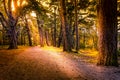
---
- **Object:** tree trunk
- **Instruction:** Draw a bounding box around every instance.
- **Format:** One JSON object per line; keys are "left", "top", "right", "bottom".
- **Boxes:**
{"left": 8, "top": 26, "right": 18, "bottom": 49}
{"left": 51, "top": 27, "right": 54, "bottom": 45}
{"left": 45, "top": 29, "right": 50, "bottom": 46}
{"left": 97, "top": 0, "right": 118, "bottom": 66}
{"left": 59, "top": 0, "right": 72, "bottom": 52}
{"left": 57, "top": 25, "right": 63, "bottom": 47}
{"left": 23, "top": 35, "right": 26, "bottom": 46}
{"left": 0, "top": 31, "right": 2, "bottom": 45}
{"left": 74, "top": 0, "right": 79, "bottom": 52}
{"left": 39, "top": 25, "right": 44, "bottom": 47}
{"left": 83, "top": 30, "right": 85, "bottom": 49}
{"left": 25, "top": 17, "right": 32, "bottom": 46}
{"left": 20, "top": 32, "right": 24, "bottom": 45}
{"left": 53, "top": 7, "right": 57, "bottom": 47}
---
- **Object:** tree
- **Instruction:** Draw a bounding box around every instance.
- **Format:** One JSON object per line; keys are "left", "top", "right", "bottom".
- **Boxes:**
{"left": 53, "top": 6, "right": 57, "bottom": 47}
{"left": 74, "top": 0, "right": 79, "bottom": 52}
{"left": 59, "top": 0, "right": 72, "bottom": 52}
{"left": 97, "top": 0, "right": 118, "bottom": 66}
{"left": 0, "top": 0, "right": 28, "bottom": 49}
{"left": 24, "top": 15, "right": 32, "bottom": 46}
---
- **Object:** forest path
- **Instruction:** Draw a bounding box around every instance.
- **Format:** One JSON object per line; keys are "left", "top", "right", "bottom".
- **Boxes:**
{"left": 0, "top": 46, "right": 120, "bottom": 80}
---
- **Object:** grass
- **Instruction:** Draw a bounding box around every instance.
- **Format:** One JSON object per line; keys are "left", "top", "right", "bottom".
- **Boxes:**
{"left": 77, "top": 49, "right": 120, "bottom": 64}
{"left": 41, "top": 46, "right": 99, "bottom": 64}
{"left": 41, "top": 46, "right": 63, "bottom": 52}
{"left": 75, "top": 49, "right": 99, "bottom": 64}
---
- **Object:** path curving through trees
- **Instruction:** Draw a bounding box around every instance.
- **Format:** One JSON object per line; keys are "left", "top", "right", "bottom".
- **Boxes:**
{"left": 0, "top": 46, "right": 120, "bottom": 80}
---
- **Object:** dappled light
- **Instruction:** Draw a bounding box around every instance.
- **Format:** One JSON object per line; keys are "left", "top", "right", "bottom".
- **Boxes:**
{"left": 41, "top": 46, "right": 62, "bottom": 52}
{"left": 22, "top": 0, "right": 27, "bottom": 6}
{"left": 31, "top": 11, "right": 36, "bottom": 17}
{"left": 0, "top": 0, "right": 120, "bottom": 79}
{"left": 17, "top": 0, "right": 20, "bottom": 6}
{"left": 80, "top": 49, "right": 98, "bottom": 57}
{"left": 11, "top": 0, "right": 15, "bottom": 11}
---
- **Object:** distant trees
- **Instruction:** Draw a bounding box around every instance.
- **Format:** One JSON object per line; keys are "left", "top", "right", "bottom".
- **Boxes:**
{"left": 24, "top": 16, "right": 32, "bottom": 46}
{"left": 48, "top": 0, "right": 97, "bottom": 51}
{"left": 97, "top": 0, "right": 118, "bottom": 66}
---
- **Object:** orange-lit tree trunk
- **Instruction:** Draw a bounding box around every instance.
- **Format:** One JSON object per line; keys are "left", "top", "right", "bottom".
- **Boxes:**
{"left": 5, "top": 0, "right": 18, "bottom": 49}
{"left": 38, "top": 25, "right": 44, "bottom": 47}
{"left": 59, "top": 0, "right": 72, "bottom": 52}
{"left": 8, "top": 21, "right": 18, "bottom": 49}
{"left": 97, "top": 0, "right": 118, "bottom": 66}
{"left": 45, "top": 29, "right": 50, "bottom": 46}
{"left": 37, "top": 16, "right": 44, "bottom": 47}
{"left": 25, "top": 16, "right": 32, "bottom": 46}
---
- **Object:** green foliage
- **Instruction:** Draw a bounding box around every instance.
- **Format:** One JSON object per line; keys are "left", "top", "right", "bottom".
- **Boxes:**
{"left": 78, "top": 0, "right": 90, "bottom": 9}
{"left": 117, "top": 50, "right": 120, "bottom": 56}
{"left": 87, "top": 14, "right": 96, "bottom": 18}
{"left": 21, "top": 0, "right": 48, "bottom": 16}
{"left": 66, "top": 2, "right": 74, "bottom": 14}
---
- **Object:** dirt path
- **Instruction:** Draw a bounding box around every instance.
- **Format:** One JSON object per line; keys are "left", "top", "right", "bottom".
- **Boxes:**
{"left": 0, "top": 46, "right": 120, "bottom": 80}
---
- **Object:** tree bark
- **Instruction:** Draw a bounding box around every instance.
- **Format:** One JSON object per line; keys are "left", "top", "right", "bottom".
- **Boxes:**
{"left": 8, "top": 12, "right": 18, "bottom": 49}
{"left": 59, "top": 0, "right": 72, "bottom": 52}
{"left": 25, "top": 17, "right": 32, "bottom": 46}
{"left": 0, "top": 0, "right": 19, "bottom": 49}
{"left": 53, "top": 7, "right": 57, "bottom": 47}
{"left": 74, "top": 0, "right": 79, "bottom": 52}
{"left": 45, "top": 29, "right": 50, "bottom": 46}
{"left": 57, "top": 25, "right": 63, "bottom": 47}
{"left": 97, "top": 0, "right": 118, "bottom": 66}
{"left": 8, "top": 25, "right": 18, "bottom": 49}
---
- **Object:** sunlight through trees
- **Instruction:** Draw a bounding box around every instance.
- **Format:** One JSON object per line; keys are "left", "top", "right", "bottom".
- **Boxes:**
{"left": 0, "top": 0, "right": 119, "bottom": 66}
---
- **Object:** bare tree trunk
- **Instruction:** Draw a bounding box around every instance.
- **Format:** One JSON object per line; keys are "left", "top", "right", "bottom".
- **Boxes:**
{"left": 23, "top": 35, "right": 26, "bottom": 46}
{"left": 39, "top": 25, "right": 44, "bottom": 47}
{"left": 97, "top": 0, "right": 118, "bottom": 66}
{"left": 59, "top": 0, "right": 72, "bottom": 52}
{"left": 45, "top": 29, "right": 50, "bottom": 46}
{"left": 69, "top": 14, "right": 74, "bottom": 49}
{"left": 57, "top": 25, "right": 63, "bottom": 47}
{"left": 36, "top": 15, "right": 45, "bottom": 47}
{"left": 25, "top": 17, "right": 32, "bottom": 46}
{"left": 0, "top": 31, "right": 2, "bottom": 45}
{"left": 74, "top": 0, "right": 79, "bottom": 52}
{"left": 51, "top": 27, "right": 54, "bottom": 45}
{"left": 83, "top": 30, "right": 85, "bottom": 49}
{"left": 53, "top": 7, "right": 57, "bottom": 47}
{"left": 21, "top": 33, "right": 23, "bottom": 45}
{"left": 8, "top": 25, "right": 18, "bottom": 49}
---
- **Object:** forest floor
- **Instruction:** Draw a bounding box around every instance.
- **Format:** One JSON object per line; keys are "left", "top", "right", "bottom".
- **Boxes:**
{"left": 0, "top": 46, "right": 120, "bottom": 80}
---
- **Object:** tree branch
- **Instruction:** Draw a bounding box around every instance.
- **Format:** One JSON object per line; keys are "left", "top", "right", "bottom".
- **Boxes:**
{"left": 3, "top": 0, "right": 9, "bottom": 17}
{"left": 0, "top": 12, "right": 9, "bottom": 30}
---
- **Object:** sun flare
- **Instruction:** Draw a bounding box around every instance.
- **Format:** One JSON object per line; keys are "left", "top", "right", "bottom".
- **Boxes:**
{"left": 31, "top": 11, "right": 36, "bottom": 17}
{"left": 17, "top": 0, "right": 20, "bottom": 6}
{"left": 22, "top": 0, "right": 27, "bottom": 6}
{"left": 11, "top": 0, "right": 15, "bottom": 11}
